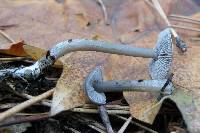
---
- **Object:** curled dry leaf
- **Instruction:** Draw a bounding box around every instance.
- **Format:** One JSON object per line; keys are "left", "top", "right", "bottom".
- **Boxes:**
{"left": 0, "top": 41, "right": 27, "bottom": 57}
{"left": 0, "top": 41, "right": 63, "bottom": 67}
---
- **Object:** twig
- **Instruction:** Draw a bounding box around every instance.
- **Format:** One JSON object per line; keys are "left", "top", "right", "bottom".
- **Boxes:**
{"left": 190, "top": 37, "right": 200, "bottom": 42}
{"left": 70, "top": 107, "right": 130, "bottom": 114}
{"left": 7, "top": 82, "right": 51, "bottom": 107}
{"left": 88, "top": 125, "right": 106, "bottom": 133}
{"left": 151, "top": 0, "right": 177, "bottom": 36}
{"left": 65, "top": 127, "right": 81, "bottom": 133}
{"left": 118, "top": 116, "right": 132, "bottom": 133}
{"left": 144, "top": 0, "right": 156, "bottom": 10}
{"left": 169, "top": 17, "right": 200, "bottom": 25}
{"left": 0, "top": 24, "right": 17, "bottom": 30}
{"left": 151, "top": 0, "right": 170, "bottom": 25}
{"left": 0, "top": 89, "right": 54, "bottom": 122}
{"left": 79, "top": 104, "right": 130, "bottom": 110}
{"left": 0, "top": 103, "right": 18, "bottom": 110}
{"left": 0, "top": 103, "right": 46, "bottom": 110}
{"left": 72, "top": 114, "right": 107, "bottom": 133}
{"left": 169, "top": 14, "right": 200, "bottom": 23}
{"left": 113, "top": 115, "right": 158, "bottom": 133}
{"left": 0, "top": 30, "right": 15, "bottom": 43}
{"left": 171, "top": 25, "right": 200, "bottom": 32}
{"left": 0, "top": 57, "right": 30, "bottom": 62}
{"left": 0, "top": 113, "right": 49, "bottom": 127}
{"left": 96, "top": 0, "right": 109, "bottom": 25}
{"left": 15, "top": 112, "right": 49, "bottom": 116}
{"left": 21, "top": 93, "right": 51, "bottom": 107}
{"left": 151, "top": 0, "right": 187, "bottom": 52}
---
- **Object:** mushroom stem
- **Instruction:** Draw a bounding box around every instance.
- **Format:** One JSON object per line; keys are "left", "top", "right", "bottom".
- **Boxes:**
{"left": 0, "top": 39, "right": 156, "bottom": 80}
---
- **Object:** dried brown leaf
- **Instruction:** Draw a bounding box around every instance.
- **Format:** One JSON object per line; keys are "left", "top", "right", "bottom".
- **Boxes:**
{"left": 23, "top": 45, "right": 63, "bottom": 67}
{"left": 0, "top": 41, "right": 27, "bottom": 57}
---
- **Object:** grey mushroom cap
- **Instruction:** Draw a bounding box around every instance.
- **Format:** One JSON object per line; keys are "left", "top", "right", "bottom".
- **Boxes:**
{"left": 84, "top": 66, "right": 106, "bottom": 105}
{"left": 149, "top": 28, "right": 173, "bottom": 80}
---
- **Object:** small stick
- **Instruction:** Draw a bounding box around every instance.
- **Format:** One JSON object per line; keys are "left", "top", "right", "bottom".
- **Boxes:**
{"left": 0, "top": 103, "right": 18, "bottom": 110}
{"left": 70, "top": 107, "right": 130, "bottom": 114}
{"left": 151, "top": 0, "right": 171, "bottom": 26}
{"left": 0, "top": 30, "right": 15, "bottom": 43}
{"left": 151, "top": 0, "right": 187, "bottom": 52}
{"left": 171, "top": 25, "right": 200, "bottom": 32}
{"left": 65, "top": 127, "right": 82, "bottom": 133}
{"left": 0, "top": 113, "right": 49, "bottom": 127}
{"left": 0, "top": 89, "right": 54, "bottom": 122}
{"left": 0, "top": 57, "right": 30, "bottom": 62}
{"left": 169, "top": 14, "right": 200, "bottom": 23}
{"left": 7, "top": 82, "right": 51, "bottom": 107}
{"left": 144, "top": 0, "right": 156, "bottom": 9}
{"left": 113, "top": 115, "right": 158, "bottom": 133}
{"left": 96, "top": 0, "right": 109, "bottom": 25}
{"left": 89, "top": 125, "right": 106, "bottom": 133}
{"left": 72, "top": 114, "right": 107, "bottom": 133}
{"left": 118, "top": 116, "right": 132, "bottom": 133}
{"left": 21, "top": 93, "right": 51, "bottom": 107}
{"left": 190, "top": 37, "right": 200, "bottom": 42}
{"left": 0, "top": 24, "right": 17, "bottom": 30}
{"left": 80, "top": 104, "right": 130, "bottom": 110}
{"left": 169, "top": 17, "right": 200, "bottom": 25}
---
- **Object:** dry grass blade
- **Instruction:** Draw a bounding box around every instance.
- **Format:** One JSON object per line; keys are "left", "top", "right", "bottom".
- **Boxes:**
{"left": 169, "top": 14, "right": 200, "bottom": 23}
{"left": 151, "top": 0, "right": 171, "bottom": 26}
{"left": 0, "top": 89, "right": 54, "bottom": 122}
{"left": 72, "top": 114, "right": 107, "bottom": 133}
{"left": 171, "top": 25, "right": 200, "bottom": 32}
{"left": 70, "top": 105, "right": 130, "bottom": 114}
{"left": 7, "top": 83, "right": 52, "bottom": 107}
{"left": 144, "top": 0, "right": 156, "bottom": 11}
{"left": 0, "top": 113, "right": 49, "bottom": 127}
{"left": 151, "top": 0, "right": 178, "bottom": 37}
{"left": 118, "top": 116, "right": 132, "bottom": 133}
{"left": 96, "top": 0, "right": 109, "bottom": 24}
{"left": 0, "top": 57, "right": 30, "bottom": 61}
{"left": 113, "top": 115, "right": 158, "bottom": 133}
{"left": 21, "top": 93, "right": 51, "bottom": 107}
{"left": 190, "top": 37, "right": 200, "bottom": 42}
{"left": 151, "top": 0, "right": 188, "bottom": 52}
{"left": 65, "top": 127, "right": 81, "bottom": 133}
{"left": 169, "top": 16, "right": 200, "bottom": 25}
{"left": 0, "top": 30, "right": 15, "bottom": 43}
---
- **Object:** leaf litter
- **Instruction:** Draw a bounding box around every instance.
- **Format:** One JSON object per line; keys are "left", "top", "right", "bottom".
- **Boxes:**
{"left": 0, "top": 0, "right": 199, "bottom": 132}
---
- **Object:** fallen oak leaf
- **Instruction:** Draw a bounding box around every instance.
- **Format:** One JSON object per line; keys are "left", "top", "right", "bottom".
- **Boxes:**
{"left": 50, "top": 65, "right": 88, "bottom": 115}
{"left": 0, "top": 41, "right": 27, "bottom": 57}
{"left": 0, "top": 41, "right": 63, "bottom": 67}
{"left": 123, "top": 34, "right": 200, "bottom": 133}
{"left": 139, "top": 88, "right": 200, "bottom": 133}
{"left": 23, "top": 45, "right": 63, "bottom": 68}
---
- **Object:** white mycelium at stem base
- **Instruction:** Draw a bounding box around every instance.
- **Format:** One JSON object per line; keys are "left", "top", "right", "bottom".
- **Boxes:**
{"left": 13, "top": 56, "right": 54, "bottom": 79}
